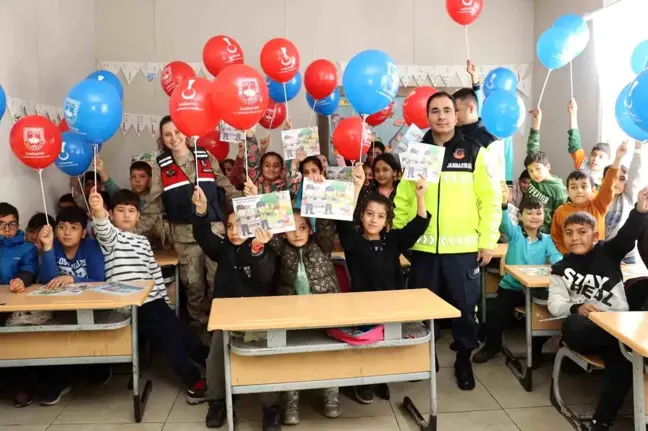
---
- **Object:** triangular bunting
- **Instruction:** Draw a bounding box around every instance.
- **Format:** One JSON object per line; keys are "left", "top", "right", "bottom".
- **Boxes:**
{"left": 120, "top": 62, "right": 141, "bottom": 84}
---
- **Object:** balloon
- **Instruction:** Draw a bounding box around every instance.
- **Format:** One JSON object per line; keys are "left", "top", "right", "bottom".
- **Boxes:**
{"left": 616, "top": 83, "right": 648, "bottom": 140}
{"left": 203, "top": 35, "right": 244, "bottom": 77}
{"left": 536, "top": 27, "right": 573, "bottom": 70}
{"left": 552, "top": 14, "right": 590, "bottom": 59}
{"left": 403, "top": 86, "right": 438, "bottom": 129}
{"left": 86, "top": 70, "right": 124, "bottom": 100}
{"left": 169, "top": 77, "right": 219, "bottom": 138}
{"left": 481, "top": 91, "right": 525, "bottom": 139}
{"left": 64, "top": 79, "right": 123, "bottom": 144}
{"left": 366, "top": 101, "right": 394, "bottom": 127}
{"left": 631, "top": 41, "right": 648, "bottom": 75}
{"left": 197, "top": 130, "right": 230, "bottom": 161}
{"left": 0, "top": 84, "right": 6, "bottom": 121}
{"left": 304, "top": 59, "right": 338, "bottom": 100}
{"left": 161, "top": 61, "right": 196, "bottom": 97}
{"left": 260, "top": 38, "right": 300, "bottom": 83}
{"left": 267, "top": 72, "right": 302, "bottom": 103}
{"left": 59, "top": 119, "right": 70, "bottom": 133}
{"left": 212, "top": 64, "right": 269, "bottom": 131}
{"left": 259, "top": 101, "right": 287, "bottom": 130}
{"left": 55, "top": 132, "right": 94, "bottom": 176}
{"left": 626, "top": 71, "right": 648, "bottom": 133}
{"left": 306, "top": 88, "right": 340, "bottom": 116}
{"left": 332, "top": 117, "right": 373, "bottom": 161}
{"left": 446, "top": 0, "right": 483, "bottom": 26}
{"left": 10, "top": 115, "right": 62, "bottom": 169}
{"left": 483, "top": 68, "right": 518, "bottom": 98}
{"left": 342, "top": 50, "right": 399, "bottom": 115}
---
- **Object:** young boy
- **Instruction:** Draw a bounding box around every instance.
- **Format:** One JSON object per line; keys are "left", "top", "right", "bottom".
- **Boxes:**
{"left": 0, "top": 203, "right": 38, "bottom": 291}
{"left": 473, "top": 190, "right": 562, "bottom": 365}
{"left": 191, "top": 187, "right": 278, "bottom": 429}
{"left": 88, "top": 189, "right": 209, "bottom": 404}
{"left": 58, "top": 194, "right": 78, "bottom": 212}
{"left": 24, "top": 212, "right": 56, "bottom": 250}
{"left": 523, "top": 150, "right": 568, "bottom": 234}
{"left": 551, "top": 143, "right": 625, "bottom": 254}
{"left": 548, "top": 187, "right": 648, "bottom": 431}
{"left": 510, "top": 169, "right": 531, "bottom": 208}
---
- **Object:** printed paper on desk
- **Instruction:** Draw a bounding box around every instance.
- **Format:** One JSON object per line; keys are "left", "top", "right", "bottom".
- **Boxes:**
{"left": 92, "top": 282, "right": 145, "bottom": 296}
{"left": 281, "top": 127, "right": 320, "bottom": 161}
{"left": 517, "top": 267, "right": 551, "bottom": 277}
{"left": 301, "top": 177, "right": 354, "bottom": 221}
{"left": 402, "top": 142, "right": 444, "bottom": 183}
{"left": 232, "top": 191, "right": 295, "bottom": 238}
{"left": 219, "top": 121, "right": 246, "bottom": 143}
{"left": 326, "top": 166, "right": 353, "bottom": 182}
{"left": 28, "top": 283, "right": 90, "bottom": 296}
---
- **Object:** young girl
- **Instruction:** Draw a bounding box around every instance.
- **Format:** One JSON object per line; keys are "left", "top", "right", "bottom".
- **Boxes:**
{"left": 354, "top": 153, "right": 401, "bottom": 223}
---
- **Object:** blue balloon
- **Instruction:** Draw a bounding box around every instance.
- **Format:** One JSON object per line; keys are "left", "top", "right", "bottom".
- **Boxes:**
{"left": 616, "top": 83, "right": 648, "bottom": 140}
{"left": 552, "top": 14, "right": 590, "bottom": 58}
{"left": 267, "top": 72, "right": 302, "bottom": 103}
{"left": 483, "top": 68, "right": 518, "bottom": 98}
{"left": 536, "top": 27, "right": 573, "bottom": 70}
{"left": 64, "top": 79, "right": 123, "bottom": 144}
{"left": 625, "top": 71, "right": 648, "bottom": 135}
{"left": 631, "top": 41, "right": 648, "bottom": 75}
{"left": 55, "top": 132, "right": 94, "bottom": 176}
{"left": 0, "top": 84, "right": 5, "bottom": 121}
{"left": 306, "top": 88, "right": 340, "bottom": 116}
{"left": 86, "top": 70, "right": 124, "bottom": 100}
{"left": 342, "top": 50, "right": 399, "bottom": 115}
{"left": 482, "top": 90, "right": 525, "bottom": 139}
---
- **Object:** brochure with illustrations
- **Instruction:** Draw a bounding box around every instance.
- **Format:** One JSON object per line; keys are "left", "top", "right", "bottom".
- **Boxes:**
{"left": 326, "top": 166, "right": 353, "bottom": 182}
{"left": 92, "top": 282, "right": 146, "bottom": 296}
{"left": 232, "top": 191, "right": 295, "bottom": 238}
{"left": 28, "top": 283, "right": 90, "bottom": 296}
{"left": 402, "top": 142, "right": 445, "bottom": 183}
{"left": 517, "top": 267, "right": 551, "bottom": 277}
{"left": 301, "top": 177, "right": 354, "bottom": 221}
{"left": 281, "top": 127, "right": 320, "bottom": 160}
{"left": 219, "top": 121, "right": 246, "bottom": 143}
{"left": 391, "top": 124, "right": 424, "bottom": 154}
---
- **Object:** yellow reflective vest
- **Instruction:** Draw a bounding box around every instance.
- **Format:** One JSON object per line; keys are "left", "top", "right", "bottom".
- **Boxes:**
{"left": 393, "top": 129, "right": 501, "bottom": 254}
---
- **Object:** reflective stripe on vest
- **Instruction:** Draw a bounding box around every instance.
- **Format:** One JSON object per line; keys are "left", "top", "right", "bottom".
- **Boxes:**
{"left": 416, "top": 234, "right": 479, "bottom": 247}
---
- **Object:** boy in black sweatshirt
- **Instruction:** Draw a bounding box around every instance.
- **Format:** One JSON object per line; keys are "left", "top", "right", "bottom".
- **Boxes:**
{"left": 191, "top": 187, "right": 279, "bottom": 430}
{"left": 548, "top": 186, "right": 648, "bottom": 431}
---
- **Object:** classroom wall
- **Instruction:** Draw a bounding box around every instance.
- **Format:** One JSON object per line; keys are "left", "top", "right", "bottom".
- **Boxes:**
{"left": 93, "top": 0, "right": 535, "bottom": 187}
{"left": 0, "top": 0, "right": 96, "bottom": 226}
{"left": 532, "top": 0, "right": 604, "bottom": 179}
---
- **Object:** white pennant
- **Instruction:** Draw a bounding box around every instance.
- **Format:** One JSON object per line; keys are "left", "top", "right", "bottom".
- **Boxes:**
{"left": 122, "top": 113, "right": 132, "bottom": 135}
{"left": 46, "top": 106, "right": 60, "bottom": 123}
{"left": 120, "top": 62, "right": 141, "bottom": 84}
{"left": 23, "top": 101, "right": 36, "bottom": 116}
{"left": 413, "top": 70, "right": 428, "bottom": 87}
{"left": 141, "top": 63, "right": 161, "bottom": 82}
{"left": 423, "top": 66, "right": 439, "bottom": 87}
{"left": 134, "top": 114, "right": 147, "bottom": 136}
{"left": 35, "top": 104, "right": 49, "bottom": 117}
{"left": 150, "top": 115, "right": 162, "bottom": 139}
{"left": 440, "top": 67, "right": 454, "bottom": 87}
{"left": 398, "top": 65, "right": 413, "bottom": 87}
{"left": 57, "top": 107, "right": 65, "bottom": 121}
{"left": 7, "top": 97, "right": 25, "bottom": 122}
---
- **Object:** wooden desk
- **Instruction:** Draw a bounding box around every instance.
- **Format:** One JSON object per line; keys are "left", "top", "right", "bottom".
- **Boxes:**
{"left": 590, "top": 311, "right": 648, "bottom": 431}
{"left": 330, "top": 251, "right": 411, "bottom": 268}
{"left": 209, "top": 289, "right": 460, "bottom": 431}
{"left": 0, "top": 281, "right": 154, "bottom": 422}
{"left": 480, "top": 243, "right": 509, "bottom": 323}
{"left": 154, "top": 249, "right": 180, "bottom": 316}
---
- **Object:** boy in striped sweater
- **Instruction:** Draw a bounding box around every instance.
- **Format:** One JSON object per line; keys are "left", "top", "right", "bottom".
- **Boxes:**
{"left": 88, "top": 189, "right": 210, "bottom": 405}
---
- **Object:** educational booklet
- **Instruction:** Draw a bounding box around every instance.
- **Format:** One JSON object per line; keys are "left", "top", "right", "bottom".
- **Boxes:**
{"left": 301, "top": 177, "right": 355, "bottom": 221}
{"left": 232, "top": 191, "right": 295, "bottom": 238}
{"left": 402, "top": 142, "right": 445, "bottom": 183}
{"left": 281, "top": 127, "right": 319, "bottom": 161}
{"left": 219, "top": 121, "right": 246, "bottom": 143}
{"left": 391, "top": 124, "right": 424, "bottom": 154}
{"left": 517, "top": 267, "right": 551, "bottom": 277}
{"left": 92, "top": 282, "right": 145, "bottom": 296}
{"left": 326, "top": 166, "right": 353, "bottom": 182}
{"left": 28, "top": 283, "right": 90, "bottom": 296}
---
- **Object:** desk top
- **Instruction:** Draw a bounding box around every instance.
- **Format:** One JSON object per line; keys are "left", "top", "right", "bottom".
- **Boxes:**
{"left": 505, "top": 264, "right": 648, "bottom": 289}
{"left": 590, "top": 311, "right": 648, "bottom": 358}
{"left": 208, "top": 288, "right": 460, "bottom": 331}
{"left": 154, "top": 249, "right": 179, "bottom": 266}
{"left": 0, "top": 281, "right": 154, "bottom": 312}
{"left": 493, "top": 243, "right": 508, "bottom": 258}
{"left": 330, "top": 251, "right": 411, "bottom": 268}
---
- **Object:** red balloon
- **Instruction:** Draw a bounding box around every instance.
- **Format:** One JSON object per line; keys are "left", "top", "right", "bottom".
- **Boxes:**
{"left": 212, "top": 64, "right": 269, "bottom": 131}
{"left": 259, "top": 101, "right": 286, "bottom": 130}
{"left": 197, "top": 130, "right": 230, "bottom": 161}
{"left": 203, "top": 35, "right": 244, "bottom": 77}
{"left": 10, "top": 115, "right": 62, "bottom": 170}
{"left": 366, "top": 101, "right": 395, "bottom": 127}
{"left": 332, "top": 117, "right": 373, "bottom": 161}
{"left": 446, "top": 0, "right": 483, "bottom": 26}
{"left": 304, "top": 59, "right": 338, "bottom": 100}
{"left": 59, "top": 118, "right": 70, "bottom": 133}
{"left": 169, "top": 77, "right": 219, "bottom": 137}
{"left": 260, "top": 38, "right": 300, "bottom": 83}
{"left": 161, "top": 61, "right": 196, "bottom": 97}
{"left": 403, "top": 86, "right": 438, "bottom": 129}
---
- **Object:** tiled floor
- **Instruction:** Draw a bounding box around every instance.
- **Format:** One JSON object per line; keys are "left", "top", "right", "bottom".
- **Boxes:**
{"left": 0, "top": 330, "right": 637, "bottom": 430}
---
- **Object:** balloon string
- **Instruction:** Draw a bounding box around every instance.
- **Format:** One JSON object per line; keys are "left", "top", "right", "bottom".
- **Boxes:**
{"left": 77, "top": 177, "right": 90, "bottom": 212}
{"left": 193, "top": 136, "right": 200, "bottom": 188}
{"left": 307, "top": 100, "right": 317, "bottom": 127}
{"left": 244, "top": 135, "right": 249, "bottom": 179}
{"left": 359, "top": 115, "right": 367, "bottom": 162}
{"left": 268, "top": 104, "right": 278, "bottom": 131}
{"left": 569, "top": 62, "right": 574, "bottom": 100}
{"left": 93, "top": 144, "right": 98, "bottom": 190}
{"left": 464, "top": 26, "right": 471, "bottom": 59}
{"left": 38, "top": 169, "right": 50, "bottom": 226}
{"left": 537, "top": 69, "right": 552, "bottom": 108}
{"left": 282, "top": 83, "right": 290, "bottom": 120}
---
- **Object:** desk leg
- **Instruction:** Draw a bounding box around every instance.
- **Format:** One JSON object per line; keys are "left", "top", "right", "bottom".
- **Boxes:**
{"left": 223, "top": 330, "right": 234, "bottom": 431}
{"left": 503, "top": 288, "right": 532, "bottom": 392}
{"left": 630, "top": 349, "right": 646, "bottom": 431}
{"left": 131, "top": 305, "right": 152, "bottom": 423}
{"left": 174, "top": 266, "right": 180, "bottom": 317}
{"left": 480, "top": 271, "right": 487, "bottom": 325}
{"left": 428, "top": 319, "right": 437, "bottom": 431}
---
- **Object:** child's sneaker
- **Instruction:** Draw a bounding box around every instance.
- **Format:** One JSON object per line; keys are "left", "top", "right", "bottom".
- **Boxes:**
{"left": 205, "top": 399, "right": 226, "bottom": 428}
{"left": 472, "top": 345, "right": 500, "bottom": 364}
{"left": 12, "top": 390, "right": 32, "bottom": 408}
{"left": 323, "top": 387, "right": 341, "bottom": 418}
{"left": 186, "top": 378, "right": 208, "bottom": 405}
{"left": 39, "top": 385, "right": 71, "bottom": 406}
{"left": 282, "top": 391, "right": 299, "bottom": 425}
{"left": 353, "top": 385, "right": 375, "bottom": 404}
{"left": 263, "top": 405, "right": 282, "bottom": 431}
{"left": 589, "top": 419, "right": 612, "bottom": 431}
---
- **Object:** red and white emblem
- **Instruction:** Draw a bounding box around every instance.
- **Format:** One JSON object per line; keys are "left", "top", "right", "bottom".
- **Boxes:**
{"left": 23, "top": 127, "right": 46, "bottom": 152}
{"left": 453, "top": 148, "right": 465, "bottom": 160}
{"left": 237, "top": 78, "right": 261, "bottom": 105}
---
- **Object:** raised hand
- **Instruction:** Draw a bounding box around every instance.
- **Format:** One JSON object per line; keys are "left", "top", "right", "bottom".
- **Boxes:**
{"left": 352, "top": 163, "right": 365, "bottom": 189}
{"left": 260, "top": 136, "right": 271, "bottom": 153}
{"left": 38, "top": 224, "right": 54, "bottom": 251}
{"left": 529, "top": 107, "right": 542, "bottom": 130}
{"left": 243, "top": 176, "right": 259, "bottom": 196}
{"left": 192, "top": 186, "right": 208, "bottom": 215}
{"left": 295, "top": 148, "right": 307, "bottom": 163}
{"left": 283, "top": 118, "right": 293, "bottom": 131}
{"left": 501, "top": 181, "right": 510, "bottom": 204}
{"left": 252, "top": 228, "right": 273, "bottom": 247}
{"left": 636, "top": 186, "right": 648, "bottom": 213}
{"left": 466, "top": 59, "right": 478, "bottom": 84}
{"left": 310, "top": 173, "right": 325, "bottom": 184}
{"left": 415, "top": 174, "right": 429, "bottom": 197}
{"left": 615, "top": 141, "right": 628, "bottom": 161}
{"left": 88, "top": 188, "right": 105, "bottom": 218}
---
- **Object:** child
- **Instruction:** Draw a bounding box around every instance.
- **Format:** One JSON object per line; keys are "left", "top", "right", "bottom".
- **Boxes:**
{"left": 0, "top": 202, "right": 38, "bottom": 291}
{"left": 354, "top": 153, "right": 401, "bottom": 224}
{"left": 509, "top": 169, "right": 531, "bottom": 208}
{"left": 58, "top": 194, "right": 77, "bottom": 212}
{"left": 605, "top": 140, "right": 645, "bottom": 264}
{"left": 24, "top": 212, "right": 56, "bottom": 249}
{"left": 547, "top": 187, "right": 648, "bottom": 431}
{"left": 219, "top": 158, "right": 235, "bottom": 179}
{"left": 551, "top": 143, "right": 624, "bottom": 254}
{"left": 191, "top": 187, "right": 279, "bottom": 430}
{"left": 473, "top": 191, "right": 562, "bottom": 365}
{"left": 88, "top": 189, "right": 209, "bottom": 405}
